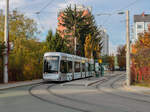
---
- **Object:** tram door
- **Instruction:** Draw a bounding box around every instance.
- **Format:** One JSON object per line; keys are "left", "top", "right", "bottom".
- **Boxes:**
{"left": 60, "top": 60, "right": 68, "bottom": 81}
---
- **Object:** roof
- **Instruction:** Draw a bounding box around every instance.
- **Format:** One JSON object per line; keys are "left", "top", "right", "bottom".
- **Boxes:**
{"left": 44, "top": 52, "right": 93, "bottom": 62}
{"left": 134, "top": 14, "right": 150, "bottom": 22}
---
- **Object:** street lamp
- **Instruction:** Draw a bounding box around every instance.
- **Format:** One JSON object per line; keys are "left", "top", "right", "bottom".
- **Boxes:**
{"left": 118, "top": 10, "right": 131, "bottom": 86}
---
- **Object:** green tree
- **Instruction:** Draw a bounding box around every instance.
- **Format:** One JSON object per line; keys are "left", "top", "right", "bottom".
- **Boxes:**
{"left": 60, "top": 5, "right": 103, "bottom": 57}
{"left": 46, "top": 30, "right": 70, "bottom": 53}
{"left": 60, "top": 5, "right": 91, "bottom": 55}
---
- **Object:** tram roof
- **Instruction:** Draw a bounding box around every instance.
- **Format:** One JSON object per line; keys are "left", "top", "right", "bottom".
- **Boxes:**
{"left": 44, "top": 52, "right": 92, "bottom": 61}
{"left": 44, "top": 52, "right": 72, "bottom": 57}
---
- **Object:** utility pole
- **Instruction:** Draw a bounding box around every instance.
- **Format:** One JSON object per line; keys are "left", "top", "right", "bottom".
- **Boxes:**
{"left": 3, "top": 0, "right": 9, "bottom": 83}
{"left": 126, "top": 10, "right": 131, "bottom": 86}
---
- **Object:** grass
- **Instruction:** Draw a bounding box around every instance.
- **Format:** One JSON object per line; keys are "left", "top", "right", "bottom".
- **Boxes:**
{"left": 133, "top": 80, "right": 150, "bottom": 88}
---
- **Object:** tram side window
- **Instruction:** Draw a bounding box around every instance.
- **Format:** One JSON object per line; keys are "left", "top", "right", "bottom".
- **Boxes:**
{"left": 82, "top": 63, "right": 85, "bottom": 72}
{"left": 60, "top": 60, "right": 68, "bottom": 73}
{"left": 90, "top": 64, "right": 94, "bottom": 71}
{"left": 75, "top": 62, "right": 80, "bottom": 72}
{"left": 88, "top": 63, "right": 90, "bottom": 71}
{"left": 68, "top": 61, "right": 72, "bottom": 73}
{"left": 85, "top": 63, "right": 88, "bottom": 72}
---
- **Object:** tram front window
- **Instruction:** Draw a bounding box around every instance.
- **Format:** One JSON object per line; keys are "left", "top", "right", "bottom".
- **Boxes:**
{"left": 44, "top": 56, "right": 59, "bottom": 73}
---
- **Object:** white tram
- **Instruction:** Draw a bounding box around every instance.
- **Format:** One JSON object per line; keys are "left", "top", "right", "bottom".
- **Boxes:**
{"left": 43, "top": 52, "right": 95, "bottom": 81}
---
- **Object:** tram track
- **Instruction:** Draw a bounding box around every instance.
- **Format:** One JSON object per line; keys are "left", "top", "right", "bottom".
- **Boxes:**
{"left": 28, "top": 73, "right": 150, "bottom": 112}
{"left": 96, "top": 74, "right": 150, "bottom": 104}
{"left": 28, "top": 76, "right": 117, "bottom": 112}
{"left": 45, "top": 73, "right": 122, "bottom": 108}
{"left": 28, "top": 82, "right": 90, "bottom": 112}
{"left": 47, "top": 82, "right": 105, "bottom": 108}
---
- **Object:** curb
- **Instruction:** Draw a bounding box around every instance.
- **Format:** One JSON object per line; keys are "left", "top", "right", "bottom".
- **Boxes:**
{"left": 0, "top": 80, "right": 43, "bottom": 90}
{"left": 86, "top": 77, "right": 107, "bottom": 87}
{"left": 123, "top": 81, "right": 150, "bottom": 95}
{"left": 86, "top": 80, "right": 101, "bottom": 87}
{"left": 123, "top": 81, "right": 138, "bottom": 92}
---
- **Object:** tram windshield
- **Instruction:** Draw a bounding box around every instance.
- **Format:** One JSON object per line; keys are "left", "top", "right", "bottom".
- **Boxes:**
{"left": 44, "top": 56, "right": 59, "bottom": 73}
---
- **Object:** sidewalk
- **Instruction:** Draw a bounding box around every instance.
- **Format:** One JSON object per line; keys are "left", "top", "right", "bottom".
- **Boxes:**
{"left": 124, "top": 84, "right": 150, "bottom": 95}
{"left": 0, "top": 79, "right": 43, "bottom": 90}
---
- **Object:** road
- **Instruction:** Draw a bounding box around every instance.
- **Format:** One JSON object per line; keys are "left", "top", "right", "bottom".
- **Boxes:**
{"left": 0, "top": 72, "right": 150, "bottom": 112}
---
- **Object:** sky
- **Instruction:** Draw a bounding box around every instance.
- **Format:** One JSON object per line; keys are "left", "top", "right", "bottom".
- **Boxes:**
{"left": 0, "top": 0, "right": 150, "bottom": 54}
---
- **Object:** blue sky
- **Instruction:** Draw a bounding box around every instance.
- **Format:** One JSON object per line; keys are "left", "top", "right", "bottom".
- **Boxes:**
{"left": 0, "top": 0, "right": 150, "bottom": 54}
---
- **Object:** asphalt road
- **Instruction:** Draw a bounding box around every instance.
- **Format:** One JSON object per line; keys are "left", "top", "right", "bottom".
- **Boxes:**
{"left": 0, "top": 73, "right": 150, "bottom": 112}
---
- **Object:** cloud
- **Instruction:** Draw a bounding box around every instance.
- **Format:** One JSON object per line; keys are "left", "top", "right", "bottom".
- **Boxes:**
{"left": 0, "top": 0, "right": 26, "bottom": 9}
{"left": 0, "top": 0, "right": 95, "bottom": 41}
{"left": 0, "top": 0, "right": 150, "bottom": 48}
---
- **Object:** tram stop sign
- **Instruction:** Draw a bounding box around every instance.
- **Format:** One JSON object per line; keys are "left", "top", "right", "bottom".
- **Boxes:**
{"left": 98, "top": 59, "right": 102, "bottom": 64}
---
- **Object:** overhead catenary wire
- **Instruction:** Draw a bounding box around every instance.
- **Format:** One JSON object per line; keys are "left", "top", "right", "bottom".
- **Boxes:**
{"left": 119, "top": 0, "right": 140, "bottom": 11}
{"left": 34, "top": 0, "right": 57, "bottom": 30}
{"left": 36, "top": 14, "right": 45, "bottom": 31}
{"left": 99, "top": 0, "right": 140, "bottom": 26}
{"left": 36, "top": 0, "right": 56, "bottom": 14}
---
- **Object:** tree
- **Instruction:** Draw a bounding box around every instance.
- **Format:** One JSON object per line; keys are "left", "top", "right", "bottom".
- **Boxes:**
{"left": 60, "top": 5, "right": 103, "bottom": 57}
{"left": 8, "top": 37, "right": 47, "bottom": 81}
{"left": 0, "top": 10, "right": 38, "bottom": 41}
{"left": 45, "top": 30, "right": 70, "bottom": 53}
{"left": 132, "top": 28, "right": 150, "bottom": 68}
{"left": 84, "top": 34, "right": 93, "bottom": 58}
{"left": 117, "top": 45, "right": 126, "bottom": 69}
{"left": 101, "top": 55, "right": 114, "bottom": 71}
{"left": 0, "top": 42, "right": 5, "bottom": 57}
{"left": 59, "top": 5, "right": 89, "bottom": 55}
{"left": 84, "top": 34, "right": 102, "bottom": 59}
{"left": 0, "top": 10, "right": 43, "bottom": 82}
{"left": 131, "top": 27, "right": 150, "bottom": 81}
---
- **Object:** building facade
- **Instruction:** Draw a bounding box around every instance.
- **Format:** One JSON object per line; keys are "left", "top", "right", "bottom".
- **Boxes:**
{"left": 133, "top": 13, "right": 150, "bottom": 42}
{"left": 101, "top": 29, "right": 109, "bottom": 56}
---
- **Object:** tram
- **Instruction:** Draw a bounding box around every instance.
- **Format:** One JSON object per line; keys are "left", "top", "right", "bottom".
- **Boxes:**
{"left": 43, "top": 52, "right": 95, "bottom": 81}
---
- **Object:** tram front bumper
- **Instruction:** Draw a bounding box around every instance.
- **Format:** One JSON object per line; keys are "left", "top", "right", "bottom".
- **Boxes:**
{"left": 43, "top": 73, "right": 60, "bottom": 81}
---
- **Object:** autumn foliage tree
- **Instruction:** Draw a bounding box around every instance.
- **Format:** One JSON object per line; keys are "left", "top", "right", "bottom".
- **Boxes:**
{"left": 117, "top": 45, "right": 126, "bottom": 69}
{"left": 84, "top": 34, "right": 102, "bottom": 59}
{"left": 131, "top": 27, "right": 150, "bottom": 82}
{"left": 0, "top": 10, "right": 43, "bottom": 82}
{"left": 102, "top": 55, "right": 114, "bottom": 71}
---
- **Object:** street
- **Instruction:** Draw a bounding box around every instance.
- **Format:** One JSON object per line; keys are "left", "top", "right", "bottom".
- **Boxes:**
{"left": 0, "top": 72, "right": 150, "bottom": 112}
